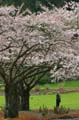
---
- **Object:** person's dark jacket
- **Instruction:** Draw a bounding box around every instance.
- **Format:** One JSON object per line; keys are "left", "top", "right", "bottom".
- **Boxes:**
{"left": 56, "top": 93, "right": 61, "bottom": 107}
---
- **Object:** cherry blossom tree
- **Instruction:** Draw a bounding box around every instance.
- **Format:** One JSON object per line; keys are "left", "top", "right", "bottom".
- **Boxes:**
{"left": 0, "top": 6, "right": 62, "bottom": 117}
{"left": 0, "top": 3, "right": 79, "bottom": 118}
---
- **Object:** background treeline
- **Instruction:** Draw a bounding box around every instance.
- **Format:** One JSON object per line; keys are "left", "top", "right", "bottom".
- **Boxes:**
{"left": 0, "top": 0, "right": 79, "bottom": 13}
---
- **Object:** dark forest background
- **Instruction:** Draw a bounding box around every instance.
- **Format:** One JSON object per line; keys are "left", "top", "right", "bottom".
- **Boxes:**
{"left": 0, "top": 0, "right": 79, "bottom": 13}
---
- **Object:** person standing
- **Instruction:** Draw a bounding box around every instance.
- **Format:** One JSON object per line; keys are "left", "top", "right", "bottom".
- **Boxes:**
{"left": 56, "top": 91, "right": 61, "bottom": 108}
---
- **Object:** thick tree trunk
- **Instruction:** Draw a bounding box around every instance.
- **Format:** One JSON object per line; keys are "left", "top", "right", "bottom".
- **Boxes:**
{"left": 4, "top": 84, "right": 19, "bottom": 118}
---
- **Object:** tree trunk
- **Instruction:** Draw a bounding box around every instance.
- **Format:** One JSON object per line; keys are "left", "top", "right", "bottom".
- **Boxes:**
{"left": 4, "top": 84, "right": 19, "bottom": 118}
{"left": 20, "top": 89, "right": 30, "bottom": 111}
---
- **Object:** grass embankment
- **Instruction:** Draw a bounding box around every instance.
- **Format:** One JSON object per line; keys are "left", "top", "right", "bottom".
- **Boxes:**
{"left": 0, "top": 80, "right": 79, "bottom": 91}
{"left": 0, "top": 92, "right": 79, "bottom": 109}
{"left": 35, "top": 80, "right": 79, "bottom": 90}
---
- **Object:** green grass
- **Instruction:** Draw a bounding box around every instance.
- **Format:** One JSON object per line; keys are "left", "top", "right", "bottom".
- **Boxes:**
{"left": 30, "top": 92, "right": 79, "bottom": 109}
{"left": 63, "top": 80, "right": 79, "bottom": 88}
{"left": 0, "top": 96, "right": 5, "bottom": 107}
{"left": 0, "top": 92, "right": 79, "bottom": 110}
{"left": 35, "top": 80, "right": 79, "bottom": 90}
{"left": 61, "top": 92, "right": 79, "bottom": 109}
{"left": 30, "top": 94, "right": 55, "bottom": 109}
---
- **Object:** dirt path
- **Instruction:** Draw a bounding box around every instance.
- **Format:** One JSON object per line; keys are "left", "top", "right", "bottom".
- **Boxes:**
{"left": 0, "top": 88, "right": 79, "bottom": 96}
{"left": 31, "top": 88, "right": 79, "bottom": 95}
{"left": 0, "top": 90, "right": 4, "bottom": 96}
{"left": 1, "top": 110, "right": 79, "bottom": 120}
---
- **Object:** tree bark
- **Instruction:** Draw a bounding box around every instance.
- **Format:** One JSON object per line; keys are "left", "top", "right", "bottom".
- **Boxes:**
{"left": 20, "top": 88, "right": 30, "bottom": 111}
{"left": 4, "top": 84, "right": 19, "bottom": 118}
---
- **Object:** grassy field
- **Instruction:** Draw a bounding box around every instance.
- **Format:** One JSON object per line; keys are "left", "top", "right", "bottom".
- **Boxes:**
{"left": 0, "top": 92, "right": 79, "bottom": 110}
{"left": 30, "top": 92, "right": 79, "bottom": 109}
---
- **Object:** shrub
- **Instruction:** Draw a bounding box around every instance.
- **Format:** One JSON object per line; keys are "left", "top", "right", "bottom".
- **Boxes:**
{"left": 39, "top": 105, "right": 48, "bottom": 116}
{"left": 54, "top": 106, "right": 70, "bottom": 114}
